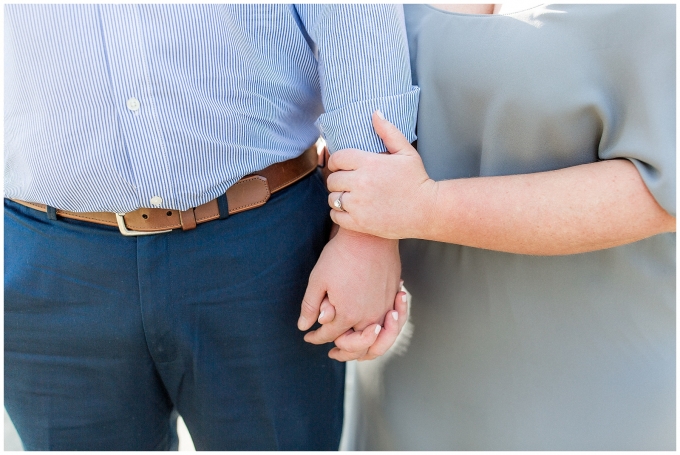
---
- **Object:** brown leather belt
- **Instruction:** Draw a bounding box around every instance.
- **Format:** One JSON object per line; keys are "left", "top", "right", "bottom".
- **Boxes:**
{"left": 13, "top": 143, "right": 322, "bottom": 236}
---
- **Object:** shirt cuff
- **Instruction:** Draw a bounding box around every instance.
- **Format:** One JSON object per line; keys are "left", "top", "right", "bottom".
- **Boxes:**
{"left": 315, "top": 86, "right": 420, "bottom": 153}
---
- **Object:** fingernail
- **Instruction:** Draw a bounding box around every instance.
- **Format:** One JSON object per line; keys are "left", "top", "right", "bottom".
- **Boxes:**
{"left": 318, "top": 310, "right": 325, "bottom": 321}
{"left": 392, "top": 311, "right": 399, "bottom": 321}
{"left": 399, "top": 279, "right": 404, "bottom": 287}
{"left": 375, "top": 325, "right": 382, "bottom": 334}
{"left": 297, "top": 316, "right": 306, "bottom": 329}
{"left": 401, "top": 294, "right": 407, "bottom": 302}
{"left": 375, "top": 109, "right": 385, "bottom": 120}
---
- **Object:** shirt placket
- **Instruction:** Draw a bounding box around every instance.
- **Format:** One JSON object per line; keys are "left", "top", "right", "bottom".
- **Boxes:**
{"left": 99, "top": 4, "right": 176, "bottom": 210}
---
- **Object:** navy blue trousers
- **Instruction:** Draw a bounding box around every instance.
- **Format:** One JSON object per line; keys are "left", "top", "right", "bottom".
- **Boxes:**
{"left": 4, "top": 170, "right": 345, "bottom": 450}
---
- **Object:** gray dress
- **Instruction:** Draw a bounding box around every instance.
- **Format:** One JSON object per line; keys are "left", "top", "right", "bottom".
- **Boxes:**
{"left": 352, "top": 4, "right": 675, "bottom": 450}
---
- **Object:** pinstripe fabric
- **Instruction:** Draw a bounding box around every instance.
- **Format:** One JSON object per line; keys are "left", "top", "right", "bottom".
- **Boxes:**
{"left": 5, "top": 4, "right": 419, "bottom": 212}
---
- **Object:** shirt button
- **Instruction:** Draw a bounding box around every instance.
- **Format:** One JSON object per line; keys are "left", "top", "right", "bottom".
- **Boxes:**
{"left": 126, "top": 97, "right": 141, "bottom": 112}
{"left": 150, "top": 196, "right": 162, "bottom": 207}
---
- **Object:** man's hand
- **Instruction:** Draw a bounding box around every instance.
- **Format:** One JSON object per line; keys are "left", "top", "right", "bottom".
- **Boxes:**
{"left": 298, "top": 226, "right": 401, "bottom": 353}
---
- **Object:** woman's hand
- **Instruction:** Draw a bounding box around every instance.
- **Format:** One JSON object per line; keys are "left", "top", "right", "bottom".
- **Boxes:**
{"left": 327, "top": 111, "right": 438, "bottom": 240}
{"left": 318, "top": 284, "right": 410, "bottom": 362}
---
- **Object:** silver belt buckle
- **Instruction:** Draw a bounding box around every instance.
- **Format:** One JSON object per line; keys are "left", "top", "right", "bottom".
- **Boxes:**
{"left": 115, "top": 213, "right": 172, "bottom": 237}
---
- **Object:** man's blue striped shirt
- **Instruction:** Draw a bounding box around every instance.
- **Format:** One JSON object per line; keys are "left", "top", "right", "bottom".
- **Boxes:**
{"left": 5, "top": 4, "right": 419, "bottom": 212}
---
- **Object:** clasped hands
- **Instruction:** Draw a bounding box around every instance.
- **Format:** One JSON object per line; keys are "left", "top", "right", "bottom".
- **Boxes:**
{"left": 298, "top": 111, "right": 435, "bottom": 361}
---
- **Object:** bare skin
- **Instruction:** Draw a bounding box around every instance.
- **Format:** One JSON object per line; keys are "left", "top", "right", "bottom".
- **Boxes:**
{"left": 327, "top": 112, "right": 675, "bottom": 254}
{"left": 317, "top": 285, "right": 410, "bottom": 362}
{"left": 298, "top": 223, "right": 410, "bottom": 361}
{"left": 430, "top": 4, "right": 496, "bottom": 14}
{"left": 298, "top": 227, "right": 400, "bottom": 343}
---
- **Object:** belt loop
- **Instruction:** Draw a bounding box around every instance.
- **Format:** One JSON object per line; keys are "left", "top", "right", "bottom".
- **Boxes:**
{"left": 217, "top": 193, "right": 229, "bottom": 220}
{"left": 46, "top": 205, "right": 58, "bottom": 221}
{"left": 179, "top": 208, "right": 197, "bottom": 231}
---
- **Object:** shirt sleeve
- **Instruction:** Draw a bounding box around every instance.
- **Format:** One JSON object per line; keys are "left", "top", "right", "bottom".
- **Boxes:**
{"left": 295, "top": 4, "right": 420, "bottom": 153}
{"left": 597, "top": 5, "right": 675, "bottom": 216}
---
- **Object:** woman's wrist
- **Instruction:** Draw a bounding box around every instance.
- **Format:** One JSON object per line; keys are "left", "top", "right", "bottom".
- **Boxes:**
{"left": 412, "top": 178, "right": 441, "bottom": 240}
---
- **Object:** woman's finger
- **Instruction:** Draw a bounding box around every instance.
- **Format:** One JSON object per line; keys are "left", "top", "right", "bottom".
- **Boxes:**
{"left": 327, "top": 148, "right": 364, "bottom": 173}
{"left": 317, "top": 297, "right": 336, "bottom": 324}
{"left": 328, "top": 191, "right": 352, "bottom": 212}
{"left": 327, "top": 329, "right": 364, "bottom": 362}
{"left": 358, "top": 291, "right": 407, "bottom": 361}
{"left": 333, "top": 323, "right": 382, "bottom": 353}
{"left": 327, "top": 327, "right": 370, "bottom": 361}
{"left": 395, "top": 286, "right": 410, "bottom": 332}
{"left": 326, "top": 171, "right": 356, "bottom": 193}
{"left": 329, "top": 209, "right": 357, "bottom": 231}
{"left": 372, "top": 110, "right": 418, "bottom": 156}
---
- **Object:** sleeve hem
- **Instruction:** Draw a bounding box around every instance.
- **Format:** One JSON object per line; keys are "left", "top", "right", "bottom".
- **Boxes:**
{"left": 624, "top": 157, "right": 676, "bottom": 217}
{"left": 315, "top": 86, "right": 420, "bottom": 153}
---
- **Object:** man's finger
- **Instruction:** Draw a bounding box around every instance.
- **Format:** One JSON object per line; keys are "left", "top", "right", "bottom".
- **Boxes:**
{"left": 303, "top": 319, "right": 353, "bottom": 345}
{"left": 372, "top": 110, "right": 416, "bottom": 156}
{"left": 298, "top": 277, "right": 326, "bottom": 331}
{"left": 328, "top": 346, "right": 368, "bottom": 362}
{"left": 317, "top": 297, "right": 336, "bottom": 324}
{"left": 333, "top": 323, "right": 382, "bottom": 353}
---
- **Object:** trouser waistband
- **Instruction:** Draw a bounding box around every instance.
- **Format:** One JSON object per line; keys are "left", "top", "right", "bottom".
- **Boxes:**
{"left": 12, "top": 143, "right": 326, "bottom": 236}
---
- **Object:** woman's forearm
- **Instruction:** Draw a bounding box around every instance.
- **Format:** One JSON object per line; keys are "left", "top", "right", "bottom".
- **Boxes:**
{"left": 328, "top": 115, "right": 675, "bottom": 254}
{"left": 423, "top": 159, "right": 675, "bottom": 255}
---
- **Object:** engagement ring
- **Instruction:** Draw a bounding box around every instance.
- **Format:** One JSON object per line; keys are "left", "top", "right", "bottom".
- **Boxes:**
{"left": 334, "top": 192, "right": 345, "bottom": 211}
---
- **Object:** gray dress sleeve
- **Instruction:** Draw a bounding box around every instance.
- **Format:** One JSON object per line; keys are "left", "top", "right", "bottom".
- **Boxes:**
{"left": 596, "top": 5, "right": 676, "bottom": 215}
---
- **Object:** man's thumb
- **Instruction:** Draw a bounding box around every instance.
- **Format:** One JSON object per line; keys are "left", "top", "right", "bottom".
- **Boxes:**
{"left": 298, "top": 279, "right": 325, "bottom": 331}
{"left": 372, "top": 110, "right": 416, "bottom": 155}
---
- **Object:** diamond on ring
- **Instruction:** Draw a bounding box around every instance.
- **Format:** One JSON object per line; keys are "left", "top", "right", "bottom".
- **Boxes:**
{"left": 334, "top": 192, "right": 345, "bottom": 211}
